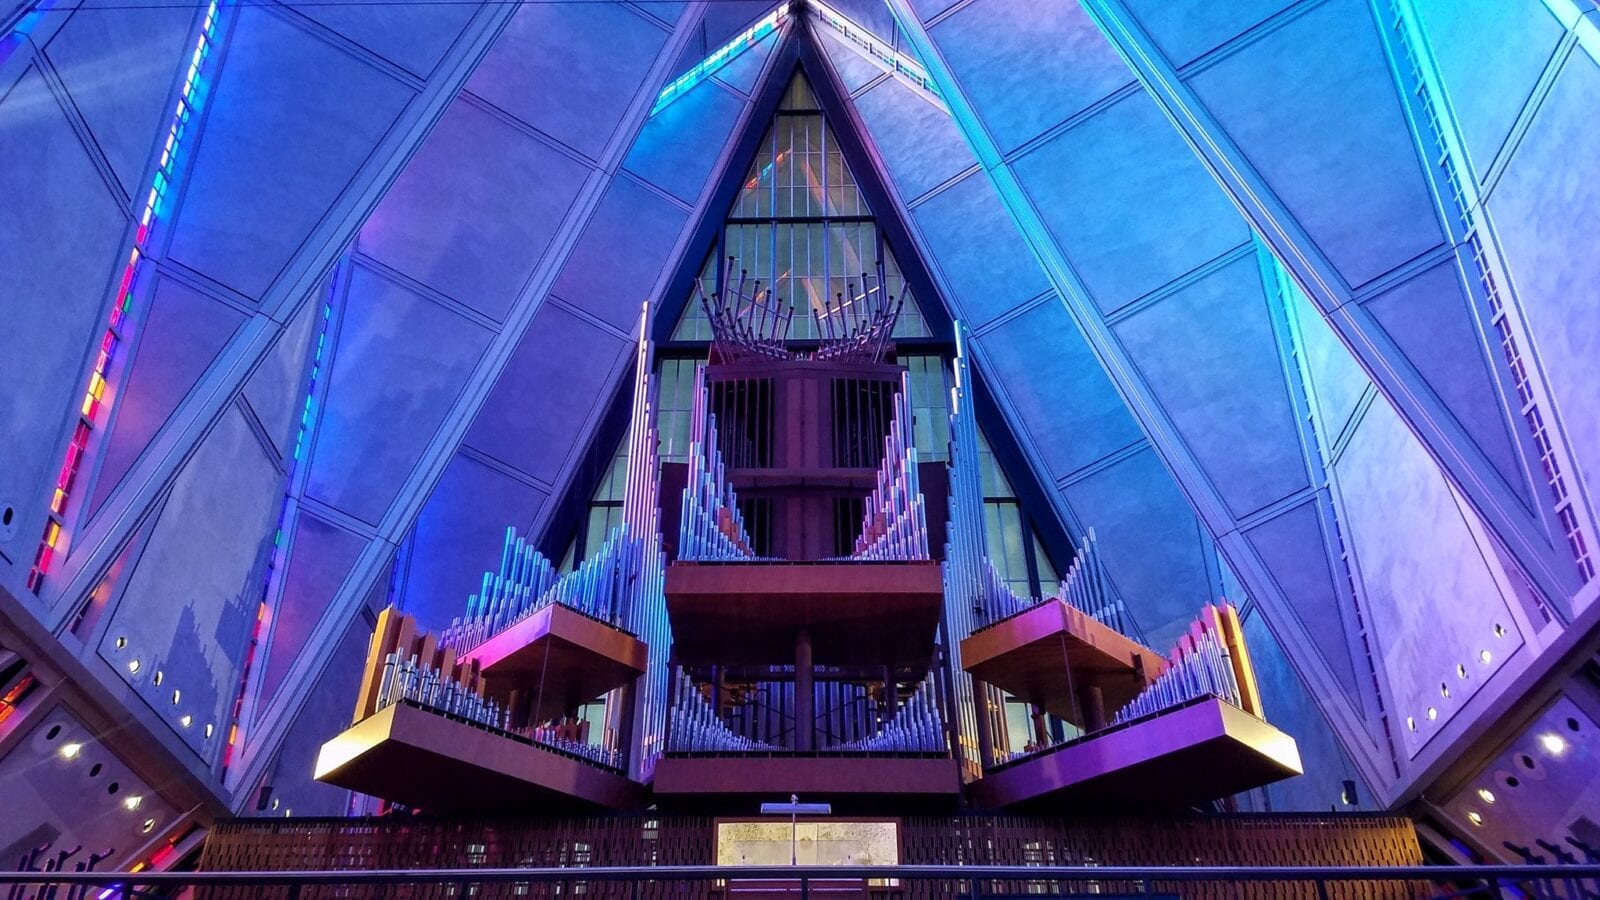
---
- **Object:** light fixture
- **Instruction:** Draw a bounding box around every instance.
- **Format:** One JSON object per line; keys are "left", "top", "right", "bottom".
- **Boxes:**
{"left": 1479, "top": 650, "right": 1492, "bottom": 664}
{"left": 60, "top": 743, "right": 83, "bottom": 760}
{"left": 1477, "top": 788, "right": 1495, "bottom": 804}
{"left": 171, "top": 690, "right": 181, "bottom": 706}
{"left": 141, "top": 819, "right": 156, "bottom": 834}
{"left": 1427, "top": 707, "right": 1438, "bottom": 721}
{"left": 179, "top": 715, "right": 193, "bottom": 728}
{"left": 1440, "top": 683, "right": 1450, "bottom": 698}
{"left": 127, "top": 659, "right": 140, "bottom": 674}
{"left": 114, "top": 636, "right": 126, "bottom": 650}
{"left": 204, "top": 723, "right": 215, "bottom": 739}
{"left": 1406, "top": 717, "right": 1416, "bottom": 732}
{"left": 123, "top": 795, "right": 143, "bottom": 811}
{"left": 1493, "top": 624, "right": 1505, "bottom": 638}
{"left": 1539, "top": 733, "right": 1567, "bottom": 756}
{"left": 1466, "top": 811, "right": 1483, "bottom": 827}
{"left": 152, "top": 671, "right": 163, "bottom": 686}
{"left": 1457, "top": 663, "right": 1468, "bottom": 678}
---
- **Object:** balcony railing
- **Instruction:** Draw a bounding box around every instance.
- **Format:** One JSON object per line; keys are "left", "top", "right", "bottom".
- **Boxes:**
{"left": 4, "top": 862, "right": 1600, "bottom": 899}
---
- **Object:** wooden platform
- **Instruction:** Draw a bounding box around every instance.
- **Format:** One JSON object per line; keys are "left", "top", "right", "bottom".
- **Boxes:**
{"left": 652, "top": 754, "right": 959, "bottom": 801}
{"left": 960, "top": 599, "right": 1166, "bottom": 726}
{"left": 665, "top": 562, "right": 943, "bottom": 668}
{"left": 968, "top": 697, "right": 1302, "bottom": 811}
{"left": 314, "top": 702, "right": 641, "bottom": 813}
{"left": 458, "top": 603, "right": 647, "bottom": 723}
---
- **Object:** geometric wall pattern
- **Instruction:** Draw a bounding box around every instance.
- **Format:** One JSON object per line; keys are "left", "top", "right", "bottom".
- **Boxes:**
{"left": 3, "top": 0, "right": 1599, "bottom": 866}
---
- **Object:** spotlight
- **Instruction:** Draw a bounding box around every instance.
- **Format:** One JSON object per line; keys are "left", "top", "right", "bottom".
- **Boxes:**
{"left": 1476, "top": 788, "right": 1495, "bottom": 804}
{"left": 123, "top": 795, "right": 143, "bottom": 811}
{"left": 1466, "top": 811, "right": 1483, "bottom": 827}
{"left": 1539, "top": 734, "right": 1567, "bottom": 756}
{"left": 60, "top": 743, "right": 83, "bottom": 760}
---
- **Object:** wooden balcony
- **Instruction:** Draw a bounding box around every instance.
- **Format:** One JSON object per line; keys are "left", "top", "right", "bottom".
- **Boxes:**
{"left": 652, "top": 753, "right": 958, "bottom": 805}
{"left": 314, "top": 702, "right": 641, "bottom": 813}
{"left": 968, "top": 696, "right": 1302, "bottom": 811}
{"left": 665, "top": 562, "right": 943, "bottom": 669}
{"left": 960, "top": 600, "right": 1166, "bottom": 727}
{"left": 457, "top": 604, "right": 646, "bottom": 724}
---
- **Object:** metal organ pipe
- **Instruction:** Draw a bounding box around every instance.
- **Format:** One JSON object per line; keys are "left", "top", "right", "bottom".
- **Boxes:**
{"left": 848, "top": 373, "right": 930, "bottom": 561}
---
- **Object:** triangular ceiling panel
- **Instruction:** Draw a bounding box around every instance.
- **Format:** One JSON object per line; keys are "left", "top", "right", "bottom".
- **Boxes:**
{"left": 257, "top": 513, "right": 366, "bottom": 709}
{"left": 1363, "top": 260, "right": 1533, "bottom": 513}
{"left": 84, "top": 275, "right": 244, "bottom": 522}
{"left": 42, "top": 1, "right": 195, "bottom": 198}
{"left": 241, "top": 278, "right": 324, "bottom": 461}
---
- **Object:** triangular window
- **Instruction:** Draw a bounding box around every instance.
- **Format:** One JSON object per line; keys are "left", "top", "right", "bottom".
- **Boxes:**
{"left": 673, "top": 71, "right": 929, "bottom": 341}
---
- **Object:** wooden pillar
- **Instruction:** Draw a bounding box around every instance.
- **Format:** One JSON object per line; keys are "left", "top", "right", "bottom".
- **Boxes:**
{"left": 1077, "top": 683, "right": 1107, "bottom": 733}
{"left": 972, "top": 678, "right": 996, "bottom": 770}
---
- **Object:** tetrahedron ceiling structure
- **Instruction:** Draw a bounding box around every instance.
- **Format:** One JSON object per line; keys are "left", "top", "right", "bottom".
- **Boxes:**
{"left": 2, "top": 0, "right": 1598, "bottom": 864}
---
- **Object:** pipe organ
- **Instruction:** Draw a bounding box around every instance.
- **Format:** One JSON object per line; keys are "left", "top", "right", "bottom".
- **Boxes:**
{"left": 316, "top": 285, "right": 1300, "bottom": 813}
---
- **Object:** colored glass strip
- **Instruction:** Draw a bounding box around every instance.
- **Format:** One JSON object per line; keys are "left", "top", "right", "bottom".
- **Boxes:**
{"left": 808, "top": 0, "right": 942, "bottom": 102}
{"left": 222, "top": 288, "right": 336, "bottom": 774}
{"left": 651, "top": 3, "right": 788, "bottom": 115}
{"left": 25, "top": 1, "right": 221, "bottom": 594}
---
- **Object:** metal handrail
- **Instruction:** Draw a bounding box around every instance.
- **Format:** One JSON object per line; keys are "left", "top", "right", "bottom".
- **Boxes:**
{"left": 2, "top": 863, "right": 1599, "bottom": 886}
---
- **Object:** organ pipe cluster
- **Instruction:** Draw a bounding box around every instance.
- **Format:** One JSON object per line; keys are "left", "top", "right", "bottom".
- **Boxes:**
{"left": 849, "top": 371, "right": 931, "bottom": 561}
{"left": 439, "top": 526, "right": 629, "bottom": 654}
{"left": 809, "top": 259, "right": 905, "bottom": 364}
{"left": 699, "top": 255, "right": 906, "bottom": 365}
{"left": 678, "top": 414, "right": 759, "bottom": 561}
{"left": 619, "top": 304, "right": 674, "bottom": 781}
{"left": 375, "top": 651, "right": 508, "bottom": 731}
{"left": 973, "top": 531, "right": 1133, "bottom": 638}
{"left": 830, "top": 676, "right": 945, "bottom": 753}
{"left": 666, "top": 670, "right": 779, "bottom": 752}
{"left": 1110, "top": 626, "right": 1243, "bottom": 727}
{"left": 939, "top": 325, "right": 991, "bottom": 772}
{"left": 700, "top": 256, "right": 796, "bottom": 362}
{"left": 528, "top": 725, "right": 624, "bottom": 770}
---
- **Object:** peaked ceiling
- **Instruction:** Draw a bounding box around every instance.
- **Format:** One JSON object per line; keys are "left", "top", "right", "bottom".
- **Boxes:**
{"left": 2, "top": 0, "right": 1596, "bottom": 823}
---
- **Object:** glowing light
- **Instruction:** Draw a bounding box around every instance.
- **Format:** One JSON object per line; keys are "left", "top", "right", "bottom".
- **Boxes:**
{"left": 1406, "top": 716, "right": 1416, "bottom": 732}
{"left": 1466, "top": 811, "right": 1483, "bottom": 827}
{"left": 141, "top": 819, "right": 156, "bottom": 834}
{"left": 1426, "top": 707, "right": 1438, "bottom": 721}
{"left": 1477, "top": 788, "right": 1495, "bottom": 804}
{"left": 222, "top": 266, "right": 339, "bottom": 776}
{"left": 1539, "top": 733, "right": 1567, "bottom": 756}
{"left": 809, "top": 0, "right": 943, "bottom": 105}
{"left": 127, "top": 659, "right": 140, "bottom": 674}
{"left": 651, "top": 4, "right": 789, "bottom": 115}
{"left": 25, "top": 0, "right": 225, "bottom": 594}
{"left": 60, "top": 743, "right": 83, "bottom": 760}
{"left": 123, "top": 795, "right": 143, "bottom": 810}
{"left": 180, "top": 714, "right": 192, "bottom": 728}
{"left": 1479, "top": 650, "right": 1492, "bottom": 664}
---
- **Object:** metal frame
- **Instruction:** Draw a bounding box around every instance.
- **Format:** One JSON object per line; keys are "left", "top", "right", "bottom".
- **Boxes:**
{"left": 3, "top": 862, "right": 1599, "bottom": 897}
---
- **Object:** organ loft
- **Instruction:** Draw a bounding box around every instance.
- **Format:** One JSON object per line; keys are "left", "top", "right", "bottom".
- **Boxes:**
{"left": 310, "top": 251, "right": 1306, "bottom": 824}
